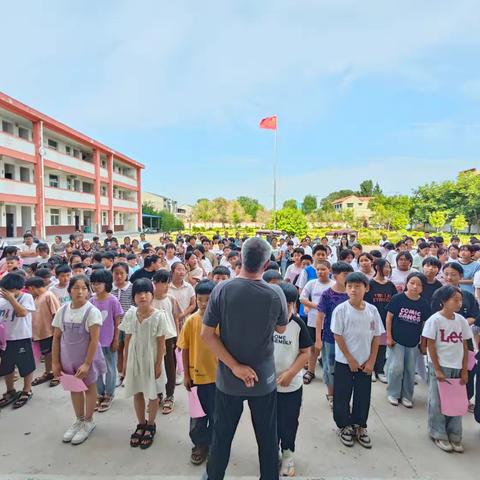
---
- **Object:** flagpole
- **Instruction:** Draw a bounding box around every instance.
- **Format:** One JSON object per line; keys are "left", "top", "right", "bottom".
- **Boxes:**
{"left": 273, "top": 120, "right": 277, "bottom": 230}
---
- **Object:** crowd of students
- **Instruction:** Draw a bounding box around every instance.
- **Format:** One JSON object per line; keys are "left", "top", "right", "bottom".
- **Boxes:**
{"left": 0, "top": 229, "right": 479, "bottom": 477}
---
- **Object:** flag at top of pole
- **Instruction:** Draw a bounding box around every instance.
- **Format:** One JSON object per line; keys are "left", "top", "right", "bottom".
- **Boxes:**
{"left": 259, "top": 115, "right": 277, "bottom": 130}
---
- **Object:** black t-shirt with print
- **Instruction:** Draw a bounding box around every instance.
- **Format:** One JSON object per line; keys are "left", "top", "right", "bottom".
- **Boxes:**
{"left": 387, "top": 293, "right": 431, "bottom": 347}
{"left": 421, "top": 280, "right": 443, "bottom": 304}
{"left": 364, "top": 279, "right": 398, "bottom": 327}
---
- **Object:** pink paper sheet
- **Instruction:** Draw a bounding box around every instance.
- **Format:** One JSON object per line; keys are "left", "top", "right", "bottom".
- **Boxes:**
{"left": 60, "top": 373, "right": 88, "bottom": 392}
{"left": 437, "top": 379, "right": 468, "bottom": 417}
{"left": 467, "top": 351, "right": 477, "bottom": 371}
{"left": 188, "top": 387, "right": 206, "bottom": 418}
{"left": 175, "top": 348, "right": 184, "bottom": 374}
{"left": 32, "top": 341, "right": 42, "bottom": 365}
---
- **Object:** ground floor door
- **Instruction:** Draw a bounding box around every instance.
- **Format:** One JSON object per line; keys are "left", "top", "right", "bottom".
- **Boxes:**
{"left": 6, "top": 213, "right": 14, "bottom": 237}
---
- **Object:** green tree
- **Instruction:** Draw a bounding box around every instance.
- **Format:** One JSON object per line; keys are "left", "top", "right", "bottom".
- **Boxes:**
{"left": 228, "top": 200, "right": 246, "bottom": 226}
{"left": 212, "top": 197, "right": 229, "bottom": 225}
{"left": 358, "top": 179, "right": 374, "bottom": 196}
{"left": 192, "top": 199, "right": 215, "bottom": 224}
{"left": 141, "top": 202, "right": 184, "bottom": 231}
{"left": 301, "top": 194, "right": 317, "bottom": 214}
{"left": 282, "top": 199, "right": 298, "bottom": 210}
{"left": 369, "top": 195, "right": 412, "bottom": 230}
{"left": 237, "top": 196, "right": 263, "bottom": 221}
{"left": 450, "top": 214, "right": 467, "bottom": 233}
{"left": 428, "top": 211, "right": 447, "bottom": 232}
{"left": 372, "top": 182, "right": 383, "bottom": 196}
{"left": 270, "top": 208, "right": 308, "bottom": 236}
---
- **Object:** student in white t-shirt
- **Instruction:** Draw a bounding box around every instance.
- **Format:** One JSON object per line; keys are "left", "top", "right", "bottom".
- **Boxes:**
{"left": 422, "top": 285, "right": 472, "bottom": 454}
{"left": 299, "top": 261, "right": 334, "bottom": 382}
{"left": 390, "top": 252, "right": 415, "bottom": 293}
{"left": 0, "top": 273, "right": 36, "bottom": 409}
{"left": 274, "top": 283, "right": 312, "bottom": 477}
{"left": 49, "top": 264, "right": 72, "bottom": 306}
{"left": 284, "top": 248, "right": 304, "bottom": 284}
{"left": 331, "top": 272, "right": 384, "bottom": 449}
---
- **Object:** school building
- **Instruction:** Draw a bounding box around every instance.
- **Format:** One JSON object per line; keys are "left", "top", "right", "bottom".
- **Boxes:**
{"left": 0, "top": 92, "right": 144, "bottom": 239}
{"left": 331, "top": 195, "right": 373, "bottom": 220}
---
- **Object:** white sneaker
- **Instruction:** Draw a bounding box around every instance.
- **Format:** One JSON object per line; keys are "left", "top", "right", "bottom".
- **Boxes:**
{"left": 371, "top": 375, "right": 377, "bottom": 383}
{"left": 377, "top": 373, "right": 388, "bottom": 384}
{"left": 387, "top": 396, "right": 399, "bottom": 406}
{"left": 434, "top": 439, "right": 453, "bottom": 452}
{"left": 62, "top": 418, "right": 83, "bottom": 443}
{"left": 280, "top": 449, "right": 295, "bottom": 476}
{"left": 175, "top": 372, "right": 184, "bottom": 385}
{"left": 71, "top": 420, "right": 96, "bottom": 445}
{"left": 401, "top": 397, "right": 413, "bottom": 408}
{"left": 451, "top": 441, "right": 464, "bottom": 453}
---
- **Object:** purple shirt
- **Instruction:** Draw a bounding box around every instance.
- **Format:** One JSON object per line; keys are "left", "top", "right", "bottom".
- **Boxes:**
{"left": 317, "top": 288, "right": 349, "bottom": 344}
{"left": 90, "top": 294, "right": 124, "bottom": 347}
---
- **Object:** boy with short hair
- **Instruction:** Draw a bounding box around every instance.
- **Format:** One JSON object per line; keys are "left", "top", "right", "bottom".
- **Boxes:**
{"left": 316, "top": 262, "right": 354, "bottom": 408}
{"left": 284, "top": 248, "right": 305, "bottom": 284}
{"left": 126, "top": 253, "right": 140, "bottom": 277}
{"left": 421, "top": 257, "right": 443, "bottom": 302}
{"left": 211, "top": 266, "right": 230, "bottom": 284}
{"left": 331, "top": 272, "right": 384, "bottom": 448}
{"left": 49, "top": 264, "right": 71, "bottom": 305}
{"left": 101, "top": 252, "right": 115, "bottom": 271}
{"left": 275, "top": 282, "right": 313, "bottom": 476}
{"left": 0, "top": 273, "right": 37, "bottom": 408}
{"left": 177, "top": 280, "right": 217, "bottom": 466}
{"left": 226, "top": 251, "right": 239, "bottom": 279}
{"left": 263, "top": 270, "right": 283, "bottom": 285}
{"left": 25, "top": 276, "right": 60, "bottom": 387}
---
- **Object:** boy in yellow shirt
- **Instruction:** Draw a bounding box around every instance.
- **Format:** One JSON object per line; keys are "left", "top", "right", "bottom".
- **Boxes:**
{"left": 177, "top": 280, "right": 217, "bottom": 466}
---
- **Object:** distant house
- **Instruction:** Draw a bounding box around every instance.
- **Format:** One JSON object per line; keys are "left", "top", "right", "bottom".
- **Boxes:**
{"left": 142, "top": 192, "right": 178, "bottom": 215}
{"left": 332, "top": 195, "right": 373, "bottom": 219}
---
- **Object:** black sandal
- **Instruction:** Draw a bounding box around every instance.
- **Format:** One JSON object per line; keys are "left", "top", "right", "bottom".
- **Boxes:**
{"left": 12, "top": 391, "right": 33, "bottom": 409}
{"left": 0, "top": 390, "right": 20, "bottom": 408}
{"left": 32, "top": 372, "right": 54, "bottom": 386}
{"left": 130, "top": 422, "right": 146, "bottom": 447}
{"left": 139, "top": 423, "right": 156, "bottom": 450}
{"left": 303, "top": 370, "right": 315, "bottom": 385}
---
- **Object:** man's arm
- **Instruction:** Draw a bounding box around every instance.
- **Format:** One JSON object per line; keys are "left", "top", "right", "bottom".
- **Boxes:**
{"left": 201, "top": 324, "right": 258, "bottom": 387}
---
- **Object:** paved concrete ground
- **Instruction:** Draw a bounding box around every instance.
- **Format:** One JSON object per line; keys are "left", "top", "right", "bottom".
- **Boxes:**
{"left": 0, "top": 363, "right": 478, "bottom": 479}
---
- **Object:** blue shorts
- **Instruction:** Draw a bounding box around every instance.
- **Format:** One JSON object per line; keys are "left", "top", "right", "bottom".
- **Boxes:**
{"left": 321, "top": 341, "right": 335, "bottom": 386}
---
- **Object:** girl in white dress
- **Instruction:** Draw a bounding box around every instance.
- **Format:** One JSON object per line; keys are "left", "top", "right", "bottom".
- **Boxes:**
{"left": 120, "top": 278, "right": 175, "bottom": 449}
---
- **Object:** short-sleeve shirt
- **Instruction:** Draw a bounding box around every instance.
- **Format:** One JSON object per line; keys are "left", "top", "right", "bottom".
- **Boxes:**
{"left": 168, "top": 281, "right": 195, "bottom": 312}
{"left": 273, "top": 315, "right": 313, "bottom": 393}
{"left": 386, "top": 293, "right": 431, "bottom": 347}
{"left": 32, "top": 291, "right": 60, "bottom": 340}
{"left": 18, "top": 243, "right": 37, "bottom": 266}
{"left": 421, "top": 280, "right": 443, "bottom": 303}
{"left": 111, "top": 283, "right": 133, "bottom": 319}
{"left": 331, "top": 301, "right": 385, "bottom": 365}
{"left": 284, "top": 264, "right": 303, "bottom": 284}
{"left": 422, "top": 312, "right": 473, "bottom": 369}
{"left": 300, "top": 279, "right": 334, "bottom": 327}
{"left": 390, "top": 268, "right": 415, "bottom": 292}
{"left": 177, "top": 311, "right": 217, "bottom": 385}
{"left": 364, "top": 279, "right": 397, "bottom": 327}
{"left": 49, "top": 284, "right": 71, "bottom": 306}
{"left": 0, "top": 293, "right": 36, "bottom": 340}
{"left": 431, "top": 288, "right": 479, "bottom": 323}
{"left": 459, "top": 260, "right": 480, "bottom": 294}
{"left": 317, "top": 288, "right": 349, "bottom": 344}
{"left": 90, "top": 294, "right": 124, "bottom": 347}
{"left": 52, "top": 302, "right": 103, "bottom": 333}
{"left": 203, "top": 278, "right": 288, "bottom": 397}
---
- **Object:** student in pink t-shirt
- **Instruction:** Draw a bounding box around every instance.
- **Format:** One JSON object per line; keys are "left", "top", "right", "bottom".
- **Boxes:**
{"left": 89, "top": 269, "right": 123, "bottom": 413}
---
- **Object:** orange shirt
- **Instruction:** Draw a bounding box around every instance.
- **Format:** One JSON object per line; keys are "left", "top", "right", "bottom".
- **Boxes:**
{"left": 32, "top": 291, "right": 60, "bottom": 341}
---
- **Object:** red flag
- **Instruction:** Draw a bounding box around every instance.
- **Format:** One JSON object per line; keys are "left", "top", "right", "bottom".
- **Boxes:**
{"left": 259, "top": 115, "right": 277, "bottom": 130}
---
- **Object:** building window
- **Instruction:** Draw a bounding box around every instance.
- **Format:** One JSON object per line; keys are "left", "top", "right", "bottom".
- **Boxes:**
{"left": 47, "top": 139, "right": 58, "bottom": 150}
{"left": 82, "top": 182, "right": 93, "bottom": 193}
{"left": 49, "top": 174, "right": 59, "bottom": 188}
{"left": 1, "top": 120, "right": 14, "bottom": 134}
{"left": 67, "top": 209, "right": 73, "bottom": 225}
{"left": 18, "top": 126, "right": 30, "bottom": 140}
{"left": 73, "top": 149, "right": 80, "bottom": 159}
{"left": 20, "top": 167, "right": 30, "bottom": 182}
{"left": 347, "top": 203, "right": 354, "bottom": 208}
{"left": 4, "top": 163, "right": 15, "bottom": 180}
{"left": 100, "top": 159, "right": 107, "bottom": 168}
{"left": 50, "top": 209, "right": 60, "bottom": 226}
{"left": 100, "top": 185, "right": 107, "bottom": 196}
{"left": 102, "top": 211, "right": 108, "bottom": 225}
{"left": 65, "top": 146, "right": 72, "bottom": 155}
{"left": 358, "top": 203, "right": 363, "bottom": 206}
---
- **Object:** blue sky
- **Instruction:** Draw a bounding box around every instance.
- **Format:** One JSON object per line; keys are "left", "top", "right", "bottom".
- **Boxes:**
{"left": 3, "top": 1, "right": 480, "bottom": 208}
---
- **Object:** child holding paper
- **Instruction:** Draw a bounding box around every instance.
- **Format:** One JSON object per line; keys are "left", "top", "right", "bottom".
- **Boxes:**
{"left": 120, "top": 279, "right": 175, "bottom": 449}
{"left": 52, "top": 275, "right": 105, "bottom": 445}
{"left": 177, "top": 280, "right": 217, "bottom": 465}
{"left": 422, "top": 285, "right": 472, "bottom": 453}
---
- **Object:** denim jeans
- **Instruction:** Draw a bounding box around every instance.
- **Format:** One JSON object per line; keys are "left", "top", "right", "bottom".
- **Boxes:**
{"left": 386, "top": 344, "right": 416, "bottom": 401}
{"left": 427, "top": 363, "right": 462, "bottom": 442}
{"left": 96, "top": 347, "right": 117, "bottom": 397}
{"left": 205, "top": 389, "right": 278, "bottom": 480}
{"left": 321, "top": 342, "right": 335, "bottom": 386}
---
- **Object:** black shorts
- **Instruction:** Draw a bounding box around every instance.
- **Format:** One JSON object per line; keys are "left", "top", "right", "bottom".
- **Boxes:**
{"left": 307, "top": 326, "right": 316, "bottom": 343}
{"left": 36, "top": 336, "right": 53, "bottom": 355}
{"left": 0, "top": 338, "right": 36, "bottom": 378}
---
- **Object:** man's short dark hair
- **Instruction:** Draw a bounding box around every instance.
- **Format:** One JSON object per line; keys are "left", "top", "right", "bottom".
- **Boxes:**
{"left": 212, "top": 266, "right": 230, "bottom": 278}
{"left": 331, "top": 261, "right": 354, "bottom": 275}
{"left": 345, "top": 272, "right": 369, "bottom": 287}
{"left": 195, "top": 279, "right": 215, "bottom": 295}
